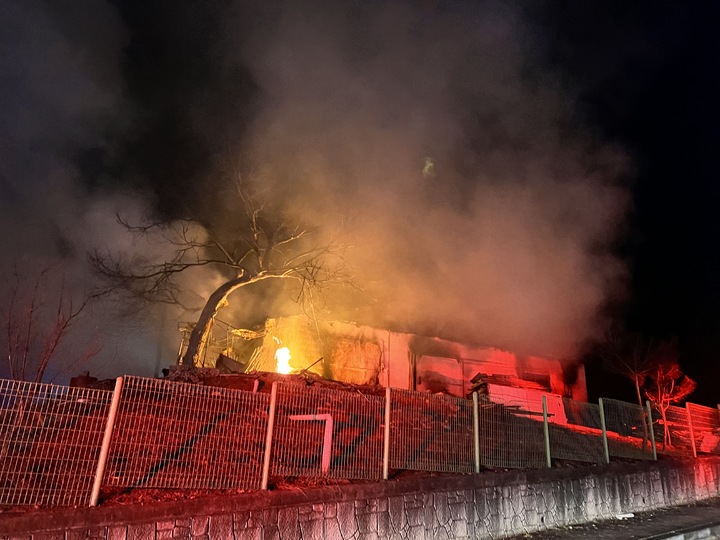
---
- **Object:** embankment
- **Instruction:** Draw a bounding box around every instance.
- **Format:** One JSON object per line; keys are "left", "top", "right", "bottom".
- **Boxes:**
{"left": 1, "top": 457, "right": 719, "bottom": 539}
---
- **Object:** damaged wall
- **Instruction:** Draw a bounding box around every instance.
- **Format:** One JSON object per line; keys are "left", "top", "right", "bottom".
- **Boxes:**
{"left": 254, "top": 317, "right": 383, "bottom": 385}
{"left": 247, "top": 316, "right": 587, "bottom": 401}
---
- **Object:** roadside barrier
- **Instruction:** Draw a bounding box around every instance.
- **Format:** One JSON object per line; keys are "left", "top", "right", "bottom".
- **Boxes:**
{"left": 0, "top": 376, "right": 717, "bottom": 507}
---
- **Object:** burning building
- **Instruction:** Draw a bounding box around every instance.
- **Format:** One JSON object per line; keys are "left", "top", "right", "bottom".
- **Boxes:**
{"left": 219, "top": 315, "right": 586, "bottom": 404}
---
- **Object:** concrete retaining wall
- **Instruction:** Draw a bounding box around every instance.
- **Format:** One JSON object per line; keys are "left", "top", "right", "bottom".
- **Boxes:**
{"left": 2, "top": 457, "right": 720, "bottom": 539}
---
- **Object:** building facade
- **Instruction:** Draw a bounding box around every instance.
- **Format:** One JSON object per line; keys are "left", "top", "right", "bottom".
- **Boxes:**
{"left": 244, "top": 316, "right": 587, "bottom": 402}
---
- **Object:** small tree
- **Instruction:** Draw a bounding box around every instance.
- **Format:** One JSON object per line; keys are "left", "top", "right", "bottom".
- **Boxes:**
{"left": 91, "top": 178, "right": 350, "bottom": 368}
{"left": 0, "top": 265, "right": 97, "bottom": 382}
{"left": 643, "top": 356, "right": 697, "bottom": 448}
{"left": 599, "top": 330, "right": 659, "bottom": 410}
{"left": 0, "top": 264, "right": 99, "bottom": 465}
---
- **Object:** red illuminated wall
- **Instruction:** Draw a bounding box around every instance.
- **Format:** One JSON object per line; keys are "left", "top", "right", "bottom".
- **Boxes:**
{"left": 260, "top": 317, "right": 587, "bottom": 401}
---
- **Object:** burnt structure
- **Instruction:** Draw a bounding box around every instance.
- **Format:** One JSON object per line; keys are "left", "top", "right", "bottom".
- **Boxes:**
{"left": 233, "top": 316, "right": 586, "bottom": 402}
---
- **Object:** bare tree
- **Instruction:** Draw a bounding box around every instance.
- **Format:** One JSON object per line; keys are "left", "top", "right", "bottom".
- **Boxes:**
{"left": 1, "top": 265, "right": 97, "bottom": 382}
{"left": 91, "top": 178, "right": 351, "bottom": 368}
{"left": 599, "top": 330, "right": 660, "bottom": 410}
{"left": 643, "top": 347, "right": 697, "bottom": 448}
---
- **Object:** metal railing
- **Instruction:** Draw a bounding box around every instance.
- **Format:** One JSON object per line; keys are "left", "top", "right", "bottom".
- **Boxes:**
{"left": 548, "top": 398, "right": 605, "bottom": 464}
{"left": 600, "top": 398, "right": 655, "bottom": 461}
{"left": 102, "top": 376, "right": 269, "bottom": 491}
{"left": 652, "top": 404, "right": 695, "bottom": 458}
{"left": 2, "top": 375, "right": 720, "bottom": 508}
{"left": 475, "top": 386, "right": 546, "bottom": 469}
{"left": 0, "top": 379, "right": 113, "bottom": 506}
{"left": 270, "top": 382, "right": 385, "bottom": 480}
{"left": 687, "top": 403, "right": 720, "bottom": 455}
{"left": 389, "top": 388, "right": 475, "bottom": 474}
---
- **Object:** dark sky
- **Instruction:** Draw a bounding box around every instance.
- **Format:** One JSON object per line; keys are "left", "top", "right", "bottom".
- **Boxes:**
{"left": 533, "top": 2, "right": 720, "bottom": 404}
{"left": 1, "top": 1, "right": 718, "bottom": 404}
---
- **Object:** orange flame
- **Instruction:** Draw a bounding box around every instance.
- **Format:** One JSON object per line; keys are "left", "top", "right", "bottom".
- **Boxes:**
{"left": 275, "top": 346, "right": 293, "bottom": 374}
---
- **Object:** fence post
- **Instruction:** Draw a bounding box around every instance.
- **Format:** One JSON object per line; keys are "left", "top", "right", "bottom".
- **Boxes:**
{"left": 646, "top": 400, "right": 657, "bottom": 461}
{"left": 686, "top": 402, "right": 697, "bottom": 458}
{"left": 472, "top": 391, "right": 480, "bottom": 473}
{"left": 598, "top": 398, "right": 610, "bottom": 464}
{"left": 261, "top": 382, "right": 278, "bottom": 490}
{"left": 90, "top": 376, "right": 123, "bottom": 507}
{"left": 541, "top": 395, "right": 551, "bottom": 468}
{"left": 383, "top": 387, "right": 391, "bottom": 480}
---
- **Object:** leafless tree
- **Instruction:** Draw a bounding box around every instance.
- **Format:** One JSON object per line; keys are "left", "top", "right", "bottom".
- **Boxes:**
{"left": 602, "top": 333, "right": 697, "bottom": 448}
{"left": 91, "top": 178, "right": 351, "bottom": 368}
{"left": 1, "top": 265, "right": 97, "bottom": 382}
{"left": 599, "top": 330, "right": 660, "bottom": 410}
{"left": 642, "top": 344, "right": 696, "bottom": 448}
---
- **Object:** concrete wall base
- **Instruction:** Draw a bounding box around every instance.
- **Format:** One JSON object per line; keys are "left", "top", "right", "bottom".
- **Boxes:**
{"left": 2, "top": 457, "right": 720, "bottom": 539}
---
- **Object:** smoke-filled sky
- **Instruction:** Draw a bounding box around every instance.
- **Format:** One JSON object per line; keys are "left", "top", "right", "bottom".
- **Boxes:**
{"left": 1, "top": 1, "right": 718, "bottom": 400}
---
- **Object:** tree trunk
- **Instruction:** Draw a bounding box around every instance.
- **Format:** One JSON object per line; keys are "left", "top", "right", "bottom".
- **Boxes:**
{"left": 635, "top": 376, "right": 650, "bottom": 449}
{"left": 634, "top": 376, "right": 643, "bottom": 410}
{"left": 660, "top": 406, "right": 670, "bottom": 448}
{"left": 181, "top": 274, "right": 252, "bottom": 368}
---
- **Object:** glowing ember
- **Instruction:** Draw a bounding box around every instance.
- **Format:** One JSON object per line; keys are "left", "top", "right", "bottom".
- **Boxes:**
{"left": 275, "top": 346, "right": 293, "bottom": 374}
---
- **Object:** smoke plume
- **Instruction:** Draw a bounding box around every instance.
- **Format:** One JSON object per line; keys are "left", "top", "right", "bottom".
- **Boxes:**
{"left": 232, "top": 1, "right": 630, "bottom": 358}
{"left": 0, "top": 0, "right": 631, "bottom": 380}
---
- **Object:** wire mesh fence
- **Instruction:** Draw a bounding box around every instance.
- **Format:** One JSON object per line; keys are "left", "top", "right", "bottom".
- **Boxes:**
{"left": 651, "top": 404, "right": 695, "bottom": 458}
{"left": 4, "top": 373, "right": 720, "bottom": 508}
{"left": 475, "top": 386, "right": 547, "bottom": 469}
{"left": 269, "top": 383, "right": 385, "bottom": 480}
{"left": 548, "top": 398, "right": 606, "bottom": 464}
{"left": 0, "top": 379, "right": 113, "bottom": 506}
{"left": 103, "top": 376, "right": 269, "bottom": 491}
{"left": 601, "top": 398, "right": 654, "bottom": 460}
{"left": 389, "top": 388, "right": 475, "bottom": 473}
{"left": 687, "top": 403, "right": 720, "bottom": 455}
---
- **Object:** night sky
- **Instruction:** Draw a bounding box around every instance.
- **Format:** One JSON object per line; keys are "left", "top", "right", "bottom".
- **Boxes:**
{"left": 537, "top": 2, "right": 720, "bottom": 404}
{"left": 1, "top": 1, "right": 718, "bottom": 404}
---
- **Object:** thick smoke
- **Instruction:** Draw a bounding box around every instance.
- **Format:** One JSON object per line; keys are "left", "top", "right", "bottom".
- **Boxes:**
{"left": 231, "top": 1, "right": 630, "bottom": 358}
{"left": 0, "top": 0, "right": 630, "bottom": 381}
{"left": 0, "top": 0, "right": 174, "bottom": 380}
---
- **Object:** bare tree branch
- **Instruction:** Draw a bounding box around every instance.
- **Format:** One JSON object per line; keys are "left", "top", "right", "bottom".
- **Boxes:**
{"left": 1, "top": 265, "right": 96, "bottom": 382}
{"left": 91, "top": 176, "right": 353, "bottom": 368}
{"left": 643, "top": 348, "right": 696, "bottom": 448}
{"left": 598, "top": 329, "right": 660, "bottom": 409}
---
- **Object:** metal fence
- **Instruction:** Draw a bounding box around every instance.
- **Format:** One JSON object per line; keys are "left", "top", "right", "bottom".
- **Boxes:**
{"left": 389, "top": 389, "right": 475, "bottom": 473}
{"left": 548, "top": 398, "right": 606, "bottom": 464}
{"left": 651, "top": 404, "right": 695, "bottom": 458}
{"left": 270, "top": 383, "right": 385, "bottom": 480}
{"left": 475, "top": 387, "right": 546, "bottom": 469}
{"left": 0, "top": 379, "right": 113, "bottom": 506}
{"left": 688, "top": 403, "right": 720, "bottom": 455}
{"left": 601, "top": 398, "right": 655, "bottom": 460}
{"left": 2, "top": 375, "right": 720, "bottom": 508}
{"left": 103, "top": 376, "right": 269, "bottom": 491}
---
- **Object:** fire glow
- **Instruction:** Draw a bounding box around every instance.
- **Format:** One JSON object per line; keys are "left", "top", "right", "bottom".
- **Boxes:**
{"left": 275, "top": 346, "right": 293, "bottom": 374}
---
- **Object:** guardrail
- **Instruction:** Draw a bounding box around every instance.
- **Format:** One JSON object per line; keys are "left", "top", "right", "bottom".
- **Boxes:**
{"left": 1, "top": 376, "right": 719, "bottom": 507}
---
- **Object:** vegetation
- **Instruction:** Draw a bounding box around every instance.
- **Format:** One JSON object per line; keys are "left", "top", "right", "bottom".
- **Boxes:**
{"left": 644, "top": 355, "right": 697, "bottom": 447}
{"left": 91, "top": 176, "right": 350, "bottom": 368}
{"left": 600, "top": 331, "right": 696, "bottom": 448}
{"left": 600, "top": 330, "right": 661, "bottom": 410}
{"left": 0, "top": 265, "right": 97, "bottom": 382}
